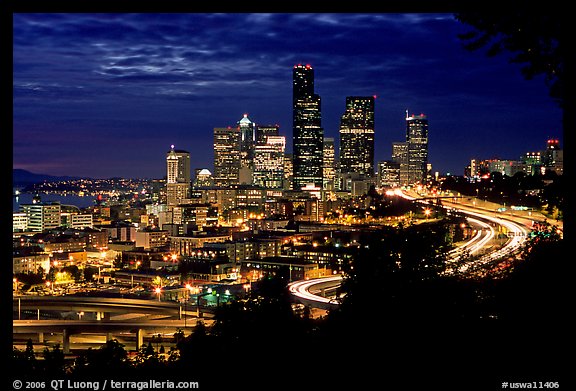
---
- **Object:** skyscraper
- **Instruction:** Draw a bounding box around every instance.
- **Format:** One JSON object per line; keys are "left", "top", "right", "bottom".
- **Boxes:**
{"left": 238, "top": 114, "right": 256, "bottom": 170}
{"left": 166, "top": 145, "right": 191, "bottom": 207}
{"left": 256, "top": 124, "right": 280, "bottom": 144}
{"left": 323, "top": 137, "right": 336, "bottom": 190}
{"left": 392, "top": 141, "right": 409, "bottom": 185}
{"left": 406, "top": 112, "right": 429, "bottom": 184}
{"left": 253, "top": 135, "right": 286, "bottom": 189}
{"left": 166, "top": 145, "right": 191, "bottom": 184}
{"left": 338, "top": 96, "right": 375, "bottom": 177}
{"left": 292, "top": 64, "right": 324, "bottom": 190}
{"left": 214, "top": 126, "right": 241, "bottom": 187}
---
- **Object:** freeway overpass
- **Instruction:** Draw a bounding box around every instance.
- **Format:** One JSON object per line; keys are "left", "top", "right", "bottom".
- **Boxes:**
{"left": 12, "top": 296, "right": 215, "bottom": 353}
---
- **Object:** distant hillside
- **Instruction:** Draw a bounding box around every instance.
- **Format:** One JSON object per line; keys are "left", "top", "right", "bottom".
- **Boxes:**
{"left": 13, "top": 169, "right": 84, "bottom": 186}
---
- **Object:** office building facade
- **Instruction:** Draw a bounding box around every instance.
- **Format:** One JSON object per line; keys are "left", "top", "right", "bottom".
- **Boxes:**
{"left": 214, "top": 126, "right": 241, "bottom": 187}
{"left": 292, "top": 64, "right": 324, "bottom": 190}
{"left": 339, "top": 96, "right": 375, "bottom": 177}
{"left": 405, "top": 113, "right": 429, "bottom": 184}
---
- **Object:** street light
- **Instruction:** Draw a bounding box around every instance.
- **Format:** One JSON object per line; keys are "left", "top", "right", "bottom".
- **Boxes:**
{"left": 155, "top": 287, "right": 162, "bottom": 302}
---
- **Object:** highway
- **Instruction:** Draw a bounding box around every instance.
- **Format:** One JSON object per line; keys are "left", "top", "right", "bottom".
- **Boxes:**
{"left": 288, "top": 275, "right": 343, "bottom": 310}
{"left": 12, "top": 296, "right": 215, "bottom": 352}
{"left": 289, "top": 189, "right": 542, "bottom": 308}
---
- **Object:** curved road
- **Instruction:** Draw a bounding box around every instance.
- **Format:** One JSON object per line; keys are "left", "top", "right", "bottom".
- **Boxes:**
{"left": 290, "top": 189, "right": 536, "bottom": 308}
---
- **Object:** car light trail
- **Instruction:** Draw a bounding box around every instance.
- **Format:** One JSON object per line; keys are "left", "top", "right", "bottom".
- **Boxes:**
{"left": 288, "top": 275, "right": 343, "bottom": 304}
{"left": 288, "top": 189, "right": 532, "bottom": 306}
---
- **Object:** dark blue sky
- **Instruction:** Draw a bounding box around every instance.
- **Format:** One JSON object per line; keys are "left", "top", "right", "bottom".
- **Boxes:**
{"left": 13, "top": 13, "right": 563, "bottom": 179}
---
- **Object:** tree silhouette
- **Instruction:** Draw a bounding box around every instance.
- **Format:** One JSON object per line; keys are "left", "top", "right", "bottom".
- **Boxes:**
{"left": 455, "top": 11, "right": 564, "bottom": 107}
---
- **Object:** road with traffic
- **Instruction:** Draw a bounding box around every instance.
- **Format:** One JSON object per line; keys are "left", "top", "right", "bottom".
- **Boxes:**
{"left": 289, "top": 189, "right": 553, "bottom": 308}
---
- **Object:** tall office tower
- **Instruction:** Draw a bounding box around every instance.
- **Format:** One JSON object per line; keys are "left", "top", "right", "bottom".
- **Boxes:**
{"left": 323, "top": 137, "right": 336, "bottom": 190}
{"left": 392, "top": 142, "right": 410, "bottom": 185}
{"left": 292, "top": 64, "right": 324, "bottom": 190}
{"left": 214, "top": 126, "right": 241, "bottom": 187}
{"left": 253, "top": 135, "right": 286, "bottom": 188}
{"left": 339, "top": 96, "right": 375, "bottom": 177}
{"left": 166, "top": 145, "right": 191, "bottom": 184}
{"left": 406, "top": 112, "right": 429, "bottom": 184}
{"left": 238, "top": 114, "right": 256, "bottom": 168}
{"left": 256, "top": 124, "right": 280, "bottom": 144}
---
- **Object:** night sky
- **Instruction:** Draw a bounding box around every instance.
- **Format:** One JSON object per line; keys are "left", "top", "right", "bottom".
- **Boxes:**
{"left": 13, "top": 13, "right": 563, "bottom": 179}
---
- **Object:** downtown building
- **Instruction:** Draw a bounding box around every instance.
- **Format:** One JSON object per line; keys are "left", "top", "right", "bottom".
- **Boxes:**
{"left": 391, "top": 112, "right": 429, "bottom": 186}
{"left": 19, "top": 202, "right": 61, "bottom": 232}
{"left": 213, "top": 126, "right": 241, "bottom": 187}
{"left": 323, "top": 137, "right": 336, "bottom": 190}
{"left": 253, "top": 135, "right": 286, "bottom": 189}
{"left": 406, "top": 112, "right": 429, "bottom": 184}
{"left": 292, "top": 64, "right": 324, "bottom": 191}
{"left": 166, "top": 145, "right": 191, "bottom": 206}
{"left": 238, "top": 114, "right": 256, "bottom": 184}
{"left": 338, "top": 96, "right": 375, "bottom": 178}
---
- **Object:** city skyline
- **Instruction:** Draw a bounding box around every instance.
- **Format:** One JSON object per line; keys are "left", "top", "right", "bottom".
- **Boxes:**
{"left": 13, "top": 13, "right": 563, "bottom": 179}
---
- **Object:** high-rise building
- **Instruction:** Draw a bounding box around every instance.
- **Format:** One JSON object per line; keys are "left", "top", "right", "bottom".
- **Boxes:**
{"left": 214, "top": 126, "right": 241, "bottom": 187}
{"left": 392, "top": 142, "right": 409, "bottom": 185}
{"left": 166, "top": 145, "right": 190, "bottom": 184}
{"left": 256, "top": 124, "right": 280, "bottom": 144}
{"left": 238, "top": 114, "right": 256, "bottom": 168}
{"left": 253, "top": 135, "right": 286, "bottom": 189}
{"left": 339, "top": 96, "right": 375, "bottom": 177}
{"left": 323, "top": 137, "right": 336, "bottom": 190}
{"left": 292, "top": 64, "right": 324, "bottom": 190}
{"left": 405, "top": 112, "right": 429, "bottom": 184}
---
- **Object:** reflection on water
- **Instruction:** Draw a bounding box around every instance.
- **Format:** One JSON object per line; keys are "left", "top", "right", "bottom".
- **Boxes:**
{"left": 13, "top": 191, "right": 96, "bottom": 212}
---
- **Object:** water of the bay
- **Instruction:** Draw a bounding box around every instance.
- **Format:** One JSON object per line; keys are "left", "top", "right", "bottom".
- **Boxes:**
{"left": 13, "top": 190, "right": 97, "bottom": 212}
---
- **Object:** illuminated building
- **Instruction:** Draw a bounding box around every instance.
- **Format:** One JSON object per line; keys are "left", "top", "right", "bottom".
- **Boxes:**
{"left": 214, "top": 126, "right": 241, "bottom": 186}
{"left": 193, "top": 168, "right": 215, "bottom": 188}
{"left": 166, "top": 182, "right": 190, "bottom": 207}
{"left": 166, "top": 145, "right": 191, "bottom": 184}
{"left": 283, "top": 153, "right": 293, "bottom": 190}
{"left": 339, "top": 96, "right": 375, "bottom": 177}
{"left": 238, "top": 114, "right": 256, "bottom": 181}
{"left": 523, "top": 151, "right": 543, "bottom": 175}
{"left": 292, "top": 64, "right": 324, "bottom": 190}
{"left": 392, "top": 142, "right": 409, "bottom": 185}
{"left": 256, "top": 124, "right": 280, "bottom": 144}
{"left": 60, "top": 213, "right": 94, "bottom": 229}
{"left": 135, "top": 229, "right": 170, "bottom": 250}
{"left": 19, "top": 202, "right": 61, "bottom": 232}
{"left": 323, "top": 137, "right": 336, "bottom": 190}
{"left": 253, "top": 135, "right": 286, "bottom": 189}
{"left": 542, "top": 138, "right": 563, "bottom": 175}
{"left": 406, "top": 112, "right": 429, "bottom": 184}
{"left": 377, "top": 160, "right": 400, "bottom": 188}
{"left": 12, "top": 212, "right": 28, "bottom": 232}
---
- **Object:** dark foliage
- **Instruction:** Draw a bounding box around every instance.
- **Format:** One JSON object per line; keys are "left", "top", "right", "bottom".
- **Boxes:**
{"left": 455, "top": 11, "right": 564, "bottom": 107}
